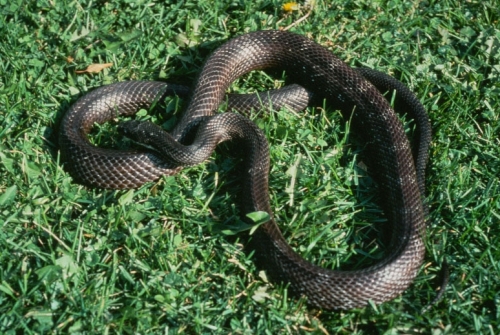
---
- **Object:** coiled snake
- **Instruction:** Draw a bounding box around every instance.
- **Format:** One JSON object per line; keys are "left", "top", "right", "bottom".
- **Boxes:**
{"left": 59, "top": 30, "right": 431, "bottom": 310}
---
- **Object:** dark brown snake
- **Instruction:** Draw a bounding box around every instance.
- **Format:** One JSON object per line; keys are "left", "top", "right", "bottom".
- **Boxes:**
{"left": 59, "top": 30, "right": 432, "bottom": 310}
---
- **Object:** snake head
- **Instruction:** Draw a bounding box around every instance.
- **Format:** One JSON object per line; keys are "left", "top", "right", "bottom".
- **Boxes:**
{"left": 118, "top": 119, "right": 180, "bottom": 154}
{"left": 117, "top": 120, "right": 154, "bottom": 144}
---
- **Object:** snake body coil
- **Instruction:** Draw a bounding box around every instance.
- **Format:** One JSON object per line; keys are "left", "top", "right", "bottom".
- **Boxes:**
{"left": 60, "top": 30, "right": 431, "bottom": 309}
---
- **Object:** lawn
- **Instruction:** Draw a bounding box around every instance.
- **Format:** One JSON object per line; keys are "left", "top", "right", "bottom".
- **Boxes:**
{"left": 0, "top": 0, "right": 499, "bottom": 334}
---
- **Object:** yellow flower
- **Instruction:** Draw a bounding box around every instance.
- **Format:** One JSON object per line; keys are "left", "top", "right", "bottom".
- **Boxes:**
{"left": 282, "top": 2, "right": 299, "bottom": 12}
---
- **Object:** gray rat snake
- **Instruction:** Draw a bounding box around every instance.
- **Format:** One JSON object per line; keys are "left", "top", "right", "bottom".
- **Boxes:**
{"left": 59, "top": 30, "right": 431, "bottom": 310}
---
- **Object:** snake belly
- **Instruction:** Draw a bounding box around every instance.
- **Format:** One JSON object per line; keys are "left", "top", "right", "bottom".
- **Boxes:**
{"left": 59, "top": 30, "right": 431, "bottom": 310}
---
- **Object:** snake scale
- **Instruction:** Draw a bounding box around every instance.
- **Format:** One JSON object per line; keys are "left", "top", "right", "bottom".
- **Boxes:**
{"left": 59, "top": 30, "right": 431, "bottom": 310}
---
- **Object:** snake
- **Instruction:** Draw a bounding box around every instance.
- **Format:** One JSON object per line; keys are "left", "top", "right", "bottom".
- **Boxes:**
{"left": 59, "top": 30, "right": 431, "bottom": 310}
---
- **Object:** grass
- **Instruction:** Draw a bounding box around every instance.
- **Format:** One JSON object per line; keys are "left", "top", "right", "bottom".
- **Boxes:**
{"left": 1, "top": 0, "right": 499, "bottom": 333}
